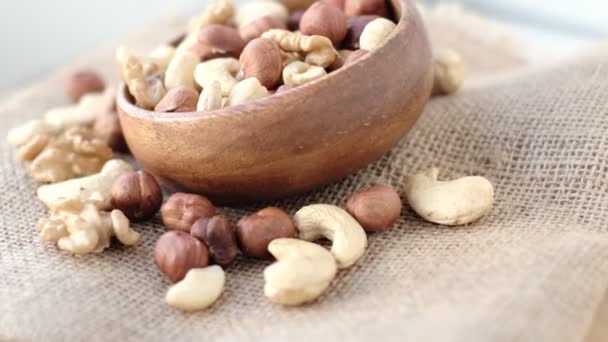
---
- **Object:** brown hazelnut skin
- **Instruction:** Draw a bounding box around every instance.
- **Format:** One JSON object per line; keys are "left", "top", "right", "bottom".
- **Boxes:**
{"left": 154, "top": 86, "right": 199, "bottom": 113}
{"left": 236, "top": 207, "right": 296, "bottom": 258}
{"left": 344, "top": 49, "right": 368, "bottom": 65}
{"left": 191, "top": 215, "right": 238, "bottom": 267}
{"left": 300, "top": 1, "right": 348, "bottom": 45}
{"left": 325, "top": 0, "right": 346, "bottom": 11}
{"left": 239, "top": 16, "right": 287, "bottom": 42}
{"left": 161, "top": 193, "right": 216, "bottom": 232}
{"left": 192, "top": 24, "right": 246, "bottom": 61}
{"left": 154, "top": 231, "right": 209, "bottom": 283}
{"left": 66, "top": 71, "right": 105, "bottom": 103}
{"left": 111, "top": 170, "right": 163, "bottom": 222}
{"left": 342, "top": 15, "right": 379, "bottom": 50}
{"left": 93, "top": 113, "right": 128, "bottom": 152}
{"left": 240, "top": 38, "right": 283, "bottom": 89}
{"left": 287, "top": 11, "right": 305, "bottom": 31}
{"left": 346, "top": 185, "right": 402, "bottom": 232}
{"left": 344, "top": 0, "right": 388, "bottom": 18}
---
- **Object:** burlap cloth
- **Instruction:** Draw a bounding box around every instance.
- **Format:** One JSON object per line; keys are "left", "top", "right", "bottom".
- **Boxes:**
{"left": 2, "top": 4, "right": 608, "bottom": 342}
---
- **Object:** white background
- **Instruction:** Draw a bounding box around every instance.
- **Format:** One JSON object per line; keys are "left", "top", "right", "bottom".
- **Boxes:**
{"left": 0, "top": 0, "right": 605, "bottom": 93}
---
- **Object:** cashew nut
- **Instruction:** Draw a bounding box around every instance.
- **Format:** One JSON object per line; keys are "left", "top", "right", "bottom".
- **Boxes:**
{"left": 194, "top": 58, "right": 241, "bottom": 96}
{"left": 37, "top": 159, "right": 134, "bottom": 210}
{"left": 110, "top": 210, "right": 140, "bottom": 245}
{"left": 188, "top": 0, "right": 235, "bottom": 33}
{"left": 7, "top": 119, "right": 58, "bottom": 147}
{"left": 164, "top": 50, "right": 199, "bottom": 90}
{"left": 359, "top": 18, "right": 396, "bottom": 51}
{"left": 283, "top": 61, "right": 326, "bottom": 86}
{"left": 147, "top": 45, "right": 177, "bottom": 74}
{"left": 404, "top": 168, "right": 494, "bottom": 225}
{"left": 235, "top": 0, "right": 288, "bottom": 28}
{"left": 117, "top": 48, "right": 167, "bottom": 109}
{"left": 262, "top": 29, "right": 337, "bottom": 68}
{"left": 294, "top": 204, "right": 367, "bottom": 269}
{"left": 228, "top": 78, "right": 268, "bottom": 106}
{"left": 432, "top": 49, "right": 464, "bottom": 95}
{"left": 197, "top": 80, "right": 223, "bottom": 111}
{"left": 44, "top": 93, "right": 105, "bottom": 129}
{"left": 165, "top": 266, "right": 225, "bottom": 312}
{"left": 264, "top": 238, "right": 337, "bottom": 306}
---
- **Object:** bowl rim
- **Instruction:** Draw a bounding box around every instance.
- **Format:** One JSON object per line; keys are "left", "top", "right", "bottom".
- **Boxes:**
{"left": 117, "top": 0, "right": 413, "bottom": 120}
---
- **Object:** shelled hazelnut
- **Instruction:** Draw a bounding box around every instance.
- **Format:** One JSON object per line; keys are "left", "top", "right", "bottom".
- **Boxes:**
{"left": 66, "top": 71, "right": 105, "bottom": 103}
{"left": 299, "top": 1, "right": 348, "bottom": 45}
{"left": 161, "top": 193, "right": 216, "bottom": 232}
{"left": 346, "top": 185, "right": 401, "bottom": 232}
{"left": 154, "top": 231, "right": 209, "bottom": 283}
{"left": 192, "top": 24, "right": 246, "bottom": 61}
{"left": 191, "top": 215, "right": 238, "bottom": 267}
{"left": 111, "top": 170, "right": 163, "bottom": 222}
{"left": 237, "top": 207, "right": 296, "bottom": 258}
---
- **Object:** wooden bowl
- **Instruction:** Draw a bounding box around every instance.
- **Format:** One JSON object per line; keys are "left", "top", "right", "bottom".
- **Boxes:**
{"left": 117, "top": 0, "right": 433, "bottom": 204}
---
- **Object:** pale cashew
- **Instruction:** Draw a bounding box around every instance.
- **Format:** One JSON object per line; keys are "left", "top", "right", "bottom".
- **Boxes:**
{"left": 147, "top": 45, "right": 177, "bottom": 74}
{"left": 264, "top": 238, "right": 337, "bottom": 306}
{"left": 235, "top": 0, "right": 288, "bottom": 28}
{"left": 294, "top": 204, "right": 367, "bottom": 269}
{"left": 197, "top": 81, "right": 223, "bottom": 111}
{"left": 37, "top": 159, "right": 134, "bottom": 210}
{"left": 262, "top": 29, "right": 337, "bottom": 68}
{"left": 110, "top": 210, "right": 140, "bottom": 245}
{"left": 164, "top": 50, "right": 199, "bottom": 90}
{"left": 117, "top": 48, "right": 166, "bottom": 109}
{"left": 165, "top": 266, "right": 225, "bottom": 312}
{"left": 283, "top": 61, "right": 326, "bottom": 86}
{"left": 432, "top": 49, "right": 464, "bottom": 95}
{"left": 44, "top": 93, "right": 105, "bottom": 129}
{"left": 228, "top": 78, "right": 268, "bottom": 106}
{"left": 188, "top": 0, "right": 235, "bottom": 33}
{"left": 7, "top": 119, "right": 58, "bottom": 147}
{"left": 404, "top": 168, "right": 494, "bottom": 225}
{"left": 194, "top": 58, "right": 241, "bottom": 96}
{"left": 359, "top": 18, "right": 396, "bottom": 51}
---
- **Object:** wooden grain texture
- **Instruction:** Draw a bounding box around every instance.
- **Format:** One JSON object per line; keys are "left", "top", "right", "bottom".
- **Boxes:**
{"left": 117, "top": 0, "right": 433, "bottom": 203}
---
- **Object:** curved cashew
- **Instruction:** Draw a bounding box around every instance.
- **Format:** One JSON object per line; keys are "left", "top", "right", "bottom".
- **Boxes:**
{"left": 7, "top": 119, "right": 58, "bottom": 147}
{"left": 166, "top": 266, "right": 225, "bottom": 312}
{"left": 197, "top": 80, "right": 223, "bottom": 111}
{"left": 404, "top": 168, "right": 494, "bottom": 225}
{"left": 264, "top": 238, "right": 337, "bottom": 306}
{"left": 44, "top": 93, "right": 105, "bottom": 129}
{"left": 432, "top": 49, "right": 464, "bottom": 95}
{"left": 228, "top": 78, "right": 268, "bottom": 106}
{"left": 165, "top": 51, "right": 199, "bottom": 90}
{"left": 188, "top": 0, "right": 235, "bottom": 33}
{"left": 110, "top": 210, "right": 140, "bottom": 245}
{"left": 117, "top": 48, "right": 166, "bottom": 109}
{"left": 294, "top": 204, "right": 367, "bottom": 269}
{"left": 236, "top": 0, "right": 288, "bottom": 28}
{"left": 37, "top": 159, "right": 134, "bottom": 210}
{"left": 283, "top": 61, "right": 326, "bottom": 86}
{"left": 262, "top": 29, "right": 337, "bottom": 68}
{"left": 147, "top": 45, "right": 177, "bottom": 74}
{"left": 359, "top": 18, "right": 396, "bottom": 51}
{"left": 194, "top": 58, "right": 241, "bottom": 96}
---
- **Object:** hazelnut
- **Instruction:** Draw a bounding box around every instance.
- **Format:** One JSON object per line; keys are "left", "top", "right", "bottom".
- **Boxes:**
{"left": 66, "top": 71, "right": 105, "bottom": 103}
{"left": 161, "top": 193, "right": 215, "bottom": 232}
{"left": 191, "top": 215, "right": 238, "bottom": 267}
{"left": 236, "top": 207, "right": 296, "bottom": 258}
{"left": 240, "top": 38, "right": 283, "bottom": 89}
{"left": 344, "top": 49, "right": 368, "bottom": 65}
{"left": 192, "top": 25, "right": 246, "bottom": 61}
{"left": 346, "top": 185, "right": 401, "bottom": 232}
{"left": 300, "top": 1, "right": 348, "bottom": 45}
{"left": 154, "top": 86, "right": 199, "bottom": 113}
{"left": 344, "top": 0, "right": 387, "bottom": 18}
{"left": 239, "top": 16, "right": 287, "bottom": 42}
{"left": 154, "top": 231, "right": 209, "bottom": 283}
{"left": 325, "top": 0, "right": 346, "bottom": 11}
{"left": 111, "top": 170, "right": 163, "bottom": 221}
{"left": 93, "top": 112, "right": 128, "bottom": 152}
{"left": 287, "top": 11, "right": 304, "bottom": 31}
{"left": 342, "top": 15, "right": 379, "bottom": 50}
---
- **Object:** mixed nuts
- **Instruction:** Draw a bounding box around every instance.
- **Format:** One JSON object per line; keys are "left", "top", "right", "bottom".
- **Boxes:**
{"left": 6, "top": 0, "right": 476, "bottom": 314}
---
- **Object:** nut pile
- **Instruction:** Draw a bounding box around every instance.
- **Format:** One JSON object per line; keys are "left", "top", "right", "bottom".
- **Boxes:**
{"left": 116, "top": 0, "right": 407, "bottom": 112}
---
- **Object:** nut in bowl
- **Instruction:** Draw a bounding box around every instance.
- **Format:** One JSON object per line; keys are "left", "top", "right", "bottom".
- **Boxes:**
{"left": 117, "top": 0, "right": 433, "bottom": 203}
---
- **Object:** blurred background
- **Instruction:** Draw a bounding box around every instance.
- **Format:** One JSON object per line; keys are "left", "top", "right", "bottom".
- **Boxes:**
{"left": 0, "top": 0, "right": 605, "bottom": 94}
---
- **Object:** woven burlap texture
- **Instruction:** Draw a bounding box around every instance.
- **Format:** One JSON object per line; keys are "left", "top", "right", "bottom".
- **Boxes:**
{"left": 1, "top": 6, "right": 607, "bottom": 342}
